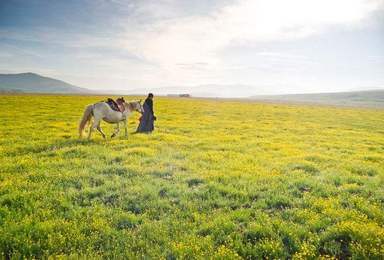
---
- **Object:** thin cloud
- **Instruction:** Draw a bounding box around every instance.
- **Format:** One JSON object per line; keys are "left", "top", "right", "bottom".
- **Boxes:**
{"left": 120, "top": 0, "right": 383, "bottom": 67}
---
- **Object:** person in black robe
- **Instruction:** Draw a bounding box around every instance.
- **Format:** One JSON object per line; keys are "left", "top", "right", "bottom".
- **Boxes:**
{"left": 136, "top": 93, "right": 156, "bottom": 133}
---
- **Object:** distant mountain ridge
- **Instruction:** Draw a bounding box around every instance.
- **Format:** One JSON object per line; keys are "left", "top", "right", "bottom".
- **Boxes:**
{"left": 1, "top": 73, "right": 382, "bottom": 108}
{"left": 0, "top": 73, "right": 91, "bottom": 93}
{"left": 251, "top": 90, "right": 384, "bottom": 108}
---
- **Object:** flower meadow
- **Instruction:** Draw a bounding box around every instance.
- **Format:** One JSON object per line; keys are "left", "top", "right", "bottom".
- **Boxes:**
{"left": 0, "top": 95, "right": 383, "bottom": 259}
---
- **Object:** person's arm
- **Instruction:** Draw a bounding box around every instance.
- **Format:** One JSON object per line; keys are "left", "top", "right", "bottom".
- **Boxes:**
{"left": 148, "top": 99, "right": 154, "bottom": 115}
{"left": 148, "top": 99, "right": 156, "bottom": 120}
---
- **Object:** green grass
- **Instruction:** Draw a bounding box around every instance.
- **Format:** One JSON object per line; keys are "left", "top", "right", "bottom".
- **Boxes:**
{"left": 0, "top": 94, "right": 383, "bottom": 259}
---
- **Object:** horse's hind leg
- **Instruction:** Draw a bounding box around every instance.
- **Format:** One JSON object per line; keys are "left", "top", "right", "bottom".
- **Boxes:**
{"left": 88, "top": 117, "right": 101, "bottom": 140}
{"left": 111, "top": 122, "right": 120, "bottom": 138}
{"left": 96, "top": 123, "right": 106, "bottom": 139}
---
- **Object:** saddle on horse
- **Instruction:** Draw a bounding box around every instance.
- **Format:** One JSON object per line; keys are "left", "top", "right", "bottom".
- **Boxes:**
{"left": 106, "top": 97, "right": 125, "bottom": 112}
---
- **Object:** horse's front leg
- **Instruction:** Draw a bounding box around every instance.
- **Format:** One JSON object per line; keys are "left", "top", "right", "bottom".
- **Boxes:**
{"left": 124, "top": 119, "right": 128, "bottom": 138}
{"left": 111, "top": 122, "right": 120, "bottom": 138}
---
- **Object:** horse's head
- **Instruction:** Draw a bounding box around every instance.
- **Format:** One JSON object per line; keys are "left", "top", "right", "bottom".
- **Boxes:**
{"left": 126, "top": 100, "right": 144, "bottom": 114}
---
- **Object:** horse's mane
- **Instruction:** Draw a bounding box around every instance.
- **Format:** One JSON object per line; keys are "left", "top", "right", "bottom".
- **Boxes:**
{"left": 127, "top": 101, "right": 138, "bottom": 111}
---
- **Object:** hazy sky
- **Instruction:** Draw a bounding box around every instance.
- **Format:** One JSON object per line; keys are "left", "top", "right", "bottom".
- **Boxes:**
{"left": 1, "top": 0, "right": 383, "bottom": 96}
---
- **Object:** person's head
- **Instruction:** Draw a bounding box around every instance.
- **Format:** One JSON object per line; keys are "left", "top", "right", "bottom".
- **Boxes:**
{"left": 148, "top": 93, "right": 154, "bottom": 99}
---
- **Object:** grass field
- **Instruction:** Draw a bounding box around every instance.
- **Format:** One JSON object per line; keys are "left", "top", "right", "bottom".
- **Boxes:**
{"left": 0, "top": 94, "right": 383, "bottom": 259}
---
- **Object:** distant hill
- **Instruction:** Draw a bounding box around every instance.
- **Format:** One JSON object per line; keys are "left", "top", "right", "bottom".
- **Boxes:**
{"left": 251, "top": 90, "right": 384, "bottom": 108}
{"left": 0, "top": 73, "right": 91, "bottom": 93}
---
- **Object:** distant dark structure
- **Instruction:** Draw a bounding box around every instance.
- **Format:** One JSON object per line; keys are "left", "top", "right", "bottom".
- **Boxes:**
{"left": 167, "top": 94, "right": 191, "bottom": 98}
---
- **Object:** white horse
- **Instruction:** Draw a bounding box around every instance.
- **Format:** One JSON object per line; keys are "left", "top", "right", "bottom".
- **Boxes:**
{"left": 79, "top": 100, "right": 144, "bottom": 139}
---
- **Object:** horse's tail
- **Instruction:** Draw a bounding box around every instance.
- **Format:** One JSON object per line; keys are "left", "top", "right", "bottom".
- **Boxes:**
{"left": 79, "top": 104, "right": 93, "bottom": 138}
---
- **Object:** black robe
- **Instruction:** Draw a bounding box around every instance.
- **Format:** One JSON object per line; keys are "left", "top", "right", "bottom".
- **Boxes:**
{"left": 136, "top": 98, "right": 155, "bottom": 133}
